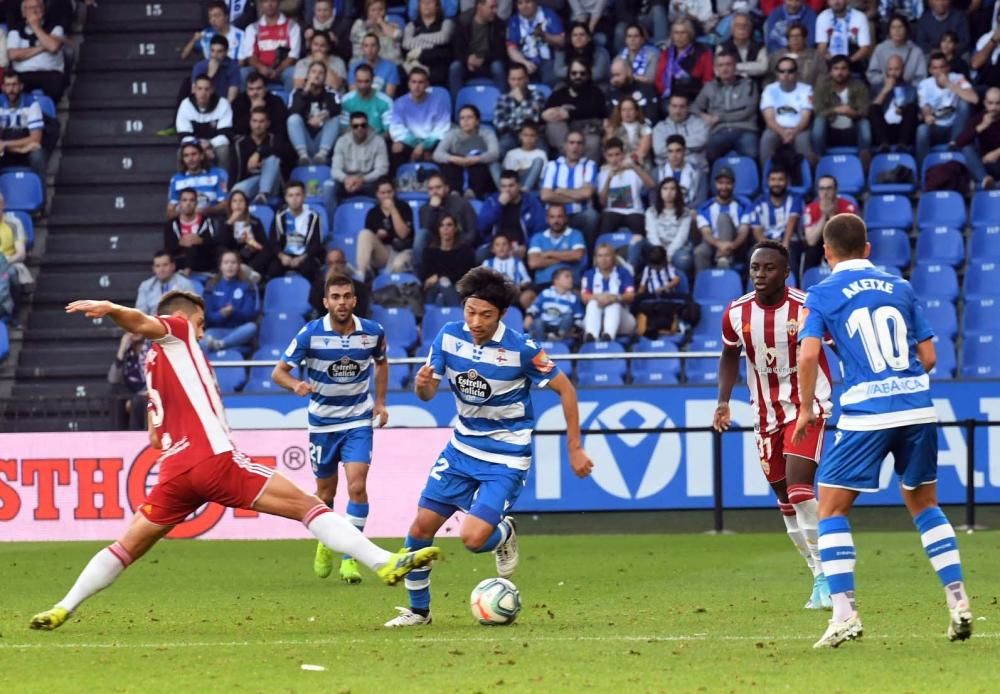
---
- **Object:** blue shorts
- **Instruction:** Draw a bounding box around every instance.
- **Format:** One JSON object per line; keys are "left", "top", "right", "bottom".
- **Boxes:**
{"left": 309, "top": 427, "right": 373, "bottom": 479}
{"left": 418, "top": 444, "right": 527, "bottom": 527}
{"left": 818, "top": 423, "right": 938, "bottom": 493}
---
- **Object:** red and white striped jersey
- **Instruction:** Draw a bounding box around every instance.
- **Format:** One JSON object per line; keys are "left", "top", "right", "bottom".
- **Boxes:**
{"left": 145, "top": 315, "right": 233, "bottom": 482}
{"left": 721, "top": 287, "right": 834, "bottom": 435}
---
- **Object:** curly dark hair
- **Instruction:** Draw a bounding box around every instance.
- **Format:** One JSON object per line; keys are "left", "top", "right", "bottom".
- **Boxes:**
{"left": 456, "top": 267, "right": 518, "bottom": 312}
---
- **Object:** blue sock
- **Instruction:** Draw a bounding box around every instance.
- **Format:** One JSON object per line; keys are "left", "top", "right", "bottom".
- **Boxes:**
{"left": 471, "top": 518, "right": 510, "bottom": 554}
{"left": 403, "top": 534, "right": 434, "bottom": 612}
{"left": 342, "top": 501, "right": 369, "bottom": 561}
{"left": 914, "top": 507, "right": 966, "bottom": 605}
{"left": 818, "top": 516, "right": 857, "bottom": 621}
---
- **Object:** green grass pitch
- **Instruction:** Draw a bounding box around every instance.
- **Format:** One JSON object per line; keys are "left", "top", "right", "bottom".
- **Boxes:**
{"left": 2, "top": 532, "right": 998, "bottom": 693}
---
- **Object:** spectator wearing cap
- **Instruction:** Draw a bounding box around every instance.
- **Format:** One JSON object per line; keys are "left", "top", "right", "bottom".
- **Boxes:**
{"left": 192, "top": 35, "right": 241, "bottom": 103}
{"left": 759, "top": 56, "right": 815, "bottom": 169}
{"left": 656, "top": 135, "right": 706, "bottom": 208}
{"left": 812, "top": 55, "right": 871, "bottom": 164}
{"left": 694, "top": 166, "right": 752, "bottom": 271}
{"left": 692, "top": 50, "right": 760, "bottom": 164}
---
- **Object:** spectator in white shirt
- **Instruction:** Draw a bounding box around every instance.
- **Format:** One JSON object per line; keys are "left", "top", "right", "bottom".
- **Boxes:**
{"left": 502, "top": 122, "right": 548, "bottom": 191}
{"left": 916, "top": 50, "right": 978, "bottom": 164}
{"left": 597, "top": 137, "right": 656, "bottom": 242}
{"left": 759, "top": 56, "right": 815, "bottom": 168}
{"left": 7, "top": 0, "right": 66, "bottom": 101}
{"left": 815, "top": 0, "right": 872, "bottom": 73}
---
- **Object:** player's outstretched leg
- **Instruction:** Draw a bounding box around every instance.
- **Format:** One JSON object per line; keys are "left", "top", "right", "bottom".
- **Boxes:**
{"left": 814, "top": 515, "right": 863, "bottom": 648}
{"left": 912, "top": 505, "right": 973, "bottom": 641}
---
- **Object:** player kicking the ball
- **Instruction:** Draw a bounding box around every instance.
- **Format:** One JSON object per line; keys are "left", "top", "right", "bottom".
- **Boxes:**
{"left": 272, "top": 273, "right": 389, "bottom": 584}
{"left": 713, "top": 240, "right": 834, "bottom": 610}
{"left": 794, "top": 214, "right": 972, "bottom": 648}
{"left": 383, "top": 267, "right": 594, "bottom": 627}
{"left": 29, "top": 291, "right": 440, "bottom": 631}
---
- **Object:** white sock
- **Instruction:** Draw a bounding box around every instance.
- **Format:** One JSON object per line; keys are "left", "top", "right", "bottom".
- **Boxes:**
{"left": 303, "top": 505, "right": 390, "bottom": 571}
{"left": 831, "top": 591, "right": 856, "bottom": 623}
{"left": 793, "top": 498, "right": 823, "bottom": 576}
{"left": 782, "top": 510, "right": 818, "bottom": 575}
{"left": 945, "top": 581, "right": 970, "bottom": 610}
{"left": 56, "top": 542, "right": 132, "bottom": 613}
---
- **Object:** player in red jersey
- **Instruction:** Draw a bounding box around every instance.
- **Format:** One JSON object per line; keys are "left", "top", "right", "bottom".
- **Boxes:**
{"left": 712, "top": 240, "right": 835, "bottom": 609}
{"left": 29, "top": 290, "right": 440, "bottom": 631}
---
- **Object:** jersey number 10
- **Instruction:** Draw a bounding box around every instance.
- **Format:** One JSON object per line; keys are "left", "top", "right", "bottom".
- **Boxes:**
{"left": 846, "top": 306, "right": 909, "bottom": 374}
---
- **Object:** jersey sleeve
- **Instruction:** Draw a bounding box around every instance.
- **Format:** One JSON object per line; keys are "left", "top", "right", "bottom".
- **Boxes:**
{"left": 373, "top": 325, "right": 388, "bottom": 361}
{"left": 282, "top": 324, "right": 311, "bottom": 366}
{"left": 799, "top": 291, "right": 827, "bottom": 341}
{"left": 520, "top": 337, "right": 560, "bottom": 388}
{"left": 720, "top": 303, "right": 740, "bottom": 346}
{"left": 908, "top": 284, "right": 935, "bottom": 343}
{"left": 425, "top": 327, "right": 446, "bottom": 379}
{"left": 153, "top": 315, "right": 190, "bottom": 344}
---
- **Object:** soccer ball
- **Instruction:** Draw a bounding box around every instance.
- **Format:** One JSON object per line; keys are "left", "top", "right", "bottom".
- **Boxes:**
{"left": 469, "top": 577, "right": 522, "bottom": 625}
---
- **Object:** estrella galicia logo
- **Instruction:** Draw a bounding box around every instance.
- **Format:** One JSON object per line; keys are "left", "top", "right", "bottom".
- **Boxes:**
{"left": 327, "top": 355, "right": 361, "bottom": 382}
{"left": 455, "top": 368, "right": 491, "bottom": 403}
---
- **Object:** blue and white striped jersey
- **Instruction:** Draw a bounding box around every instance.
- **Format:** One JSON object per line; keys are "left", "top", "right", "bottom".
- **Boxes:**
{"left": 801, "top": 259, "right": 936, "bottom": 431}
{"left": 482, "top": 256, "right": 532, "bottom": 285}
{"left": 527, "top": 287, "right": 584, "bottom": 327}
{"left": 541, "top": 156, "right": 597, "bottom": 215}
{"left": 582, "top": 265, "right": 635, "bottom": 296}
{"left": 282, "top": 314, "right": 387, "bottom": 433}
{"left": 427, "top": 321, "right": 559, "bottom": 470}
{"left": 752, "top": 193, "right": 803, "bottom": 240}
{"left": 168, "top": 167, "right": 228, "bottom": 208}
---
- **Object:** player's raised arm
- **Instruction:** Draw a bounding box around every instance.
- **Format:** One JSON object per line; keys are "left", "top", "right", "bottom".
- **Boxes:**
{"left": 547, "top": 371, "right": 593, "bottom": 478}
{"left": 66, "top": 300, "right": 167, "bottom": 341}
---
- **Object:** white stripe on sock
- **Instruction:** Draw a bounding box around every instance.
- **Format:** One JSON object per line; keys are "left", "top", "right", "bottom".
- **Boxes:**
{"left": 818, "top": 532, "right": 854, "bottom": 550}
{"left": 821, "top": 558, "right": 855, "bottom": 576}
{"left": 921, "top": 524, "right": 955, "bottom": 546}
{"left": 930, "top": 549, "right": 960, "bottom": 572}
{"left": 404, "top": 578, "right": 430, "bottom": 590}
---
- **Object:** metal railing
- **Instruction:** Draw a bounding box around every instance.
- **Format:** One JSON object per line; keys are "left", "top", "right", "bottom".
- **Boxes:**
{"left": 210, "top": 351, "right": 724, "bottom": 368}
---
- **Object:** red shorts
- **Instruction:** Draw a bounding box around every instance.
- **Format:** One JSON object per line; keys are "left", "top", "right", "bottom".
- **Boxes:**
{"left": 141, "top": 451, "right": 274, "bottom": 526}
{"left": 754, "top": 419, "right": 826, "bottom": 484}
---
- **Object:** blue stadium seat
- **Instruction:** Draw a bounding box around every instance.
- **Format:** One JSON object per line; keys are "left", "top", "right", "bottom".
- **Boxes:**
{"left": 960, "top": 333, "right": 1000, "bottom": 378}
{"left": 372, "top": 272, "right": 420, "bottom": 293}
{"left": 915, "top": 226, "right": 964, "bottom": 267}
{"left": 962, "top": 297, "right": 999, "bottom": 336}
{"left": 422, "top": 304, "right": 462, "bottom": 343}
{"left": 692, "top": 268, "right": 742, "bottom": 303}
{"left": 0, "top": 320, "right": 7, "bottom": 362}
{"left": 242, "top": 348, "right": 284, "bottom": 393}
{"left": 386, "top": 345, "right": 411, "bottom": 390}
{"left": 910, "top": 263, "right": 959, "bottom": 303}
{"left": 395, "top": 162, "right": 440, "bottom": 190}
{"left": 710, "top": 155, "right": 759, "bottom": 198}
{"left": 763, "top": 157, "right": 812, "bottom": 196}
{"left": 370, "top": 305, "right": 418, "bottom": 352}
{"left": 867, "top": 152, "right": 918, "bottom": 195}
{"left": 963, "top": 260, "right": 1000, "bottom": 300}
{"left": 630, "top": 337, "right": 681, "bottom": 385}
{"left": 0, "top": 170, "right": 43, "bottom": 212}
{"left": 874, "top": 264, "right": 903, "bottom": 276}
{"left": 864, "top": 194, "right": 912, "bottom": 231}
{"left": 455, "top": 84, "right": 501, "bottom": 123}
{"left": 595, "top": 230, "right": 632, "bottom": 252}
{"left": 684, "top": 336, "right": 723, "bottom": 383}
{"left": 817, "top": 154, "right": 865, "bottom": 196}
{"left": 867, "top": 227, "right": 911, "bottom": 270}
{"left": 7, "top": 210, "right": 33, "bottom": 249}
{"left": 577, "top": 341, "right": 627, "bottom": 386}
{"left": 538, "top": 340, "right": 571, "bottom": 355}
{"left": 970, "top": 190, "right": 1000, "bottom": 229}
{"left": 308, "top": 202, "right": 330, "bottom": 241}
{"left": 921, "top": 298, "right": 957, "bottom": 340}
{"left": 930, "top": 336, "right": 955, "bottom": 380}
{"left": 290, "top": 165, "right": 332, "bottom": 206}
{"left": 802, "top": 264, "right": 832, "bottom": 290}
{"left": 693, "top": 301, "right": 728, "bottom": 336}
{"left": 249, "top": 203, "right": 275, "bottom": 234}
{"left": 210, "top": 350, "right": 248, "bottom": 393}
{"left": 502, "top": 305, "right": 525, "bottom": 333}
{"left": 257, "top": 312, "right": 301, "bottom": 350}
{"left": 921, "top": 151, "right": 968, "bottom": 190}
{"left": 263, "top": 275, "right": 312, "bottom": 317}
{"left": 332, "top": 198, "right": 375, "bottom": 254}
{"left": 969, "top": 225, "right": 1000, "bottom": 262}
{"left": 916, "top": 190, "right": 966, "bottom": 231}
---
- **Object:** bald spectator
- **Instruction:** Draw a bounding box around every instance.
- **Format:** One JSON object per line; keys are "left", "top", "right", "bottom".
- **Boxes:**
{"left": 869, "top": 54, "right": 920, "bottom": 152}
{"left": 608, "top": 57, "right": 660, "bottom": 124}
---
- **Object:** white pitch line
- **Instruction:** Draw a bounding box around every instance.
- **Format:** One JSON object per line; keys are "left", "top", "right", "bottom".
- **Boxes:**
{"left": 2, "top": 632, "right": 998, "bottom": 650}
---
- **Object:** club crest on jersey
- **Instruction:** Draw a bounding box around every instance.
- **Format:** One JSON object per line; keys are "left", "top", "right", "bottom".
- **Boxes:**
{"left": 786, "top": 319, "right": 799, "bottom": 335}
{"left": 456, "top": 368, "right": 491, "bottom": 402}
{"left": 327, "top": 355, "right": 361, "bottom": 382}
{"left": 496, "top": 348, "right": 507, "bottom": 364}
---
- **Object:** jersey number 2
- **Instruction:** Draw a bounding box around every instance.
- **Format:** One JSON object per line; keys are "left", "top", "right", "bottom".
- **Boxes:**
{"left": 846, "top": 306, "right": 909, "bottom": 373}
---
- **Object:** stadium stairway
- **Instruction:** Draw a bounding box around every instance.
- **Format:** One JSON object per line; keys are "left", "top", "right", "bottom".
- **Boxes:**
{"left": 2, "top": 0, "right": 200, "bottom": 431}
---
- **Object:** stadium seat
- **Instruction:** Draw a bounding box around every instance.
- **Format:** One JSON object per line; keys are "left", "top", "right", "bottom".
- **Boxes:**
{"left": 823, "top": 345, "right": 843, "bottom": 383}
{"left": 0, "top": 320, "right": 7, "bottom": 362}
{"left": 963, "top": 260, "right": 1000, "bottom": 300}
{"left": 867, "top": 227, "right": 911, "bottom": 270}
{"left": 692, "top": 268, "right": 742, "bottom": 303}
{"left": 916, "top": 190, "right": 966, "bottom": 231}
{"left": 188, "top": 276, "right": 205, "bottom": 296}
{"left": 385, "top": 345, "right": 411, "bottom": 390}
{"left": 864, "top": 194, "right": 912, "bottom": 231}
{"left": 920, "top": 151, "right": 968, "bottom": 190}
{"left": 763, "top": 157, "right": 812, "bottom": 196}
{"left": 802, "top": 264, "right": 832, "bottom": 290}
{"left": 970, "top": 190, "right": 1000, "bottom": 230}
{"left": 331, "top": 198, "right": 375, "bottom": 253}
{"left": 290, "top": 165, "right": 331, "bottom": 206}
{"left": 867, "top": 152, "right": 918, "bottom": 195}
{"left": 873, "top": 264, "right": 903, "bottom": 277}
{"left": 577, "top": 341, "right": 627, "bottom": 386}
{"left": 816, "top": 154, "right": 865, "bottom": 196}
{"left": 969, "top": 225, "right": 1000, "bottom": 262}
{"left": 242, "top": 347, "right": 284, "bottom": 393}
{"left": 684, "top": 336, "right": 723, "bottom": 383}
{"left": 395, "top": 162, "right": 440, "bottom": 190}
{"left": 538, "top": 340, "right": 571, "bottom": 358}
{"left": 595, "top": 230, "right": 632, "bottom": 252}
{"left": 0, "top": 170, "right": 43, "bottom": 212}
{"left": 630, "top": 337, "right": 681, "bottom": 385}
{"left": 210, "top": 350, "right": 248, "bottom": 393}
{"left": 693, "top": 301, "right": 728, "bottom": 336}
{"left": 915, "top": 226, "right": 964, "bottom": 267}
{"left": 921, "top": 298, "right": 957, "bottom": 340}
{"left": 263, "top": 275, "right": 312, "bottom": 317}
{"left": 710, "top": 155, "right": 759, "bottom": 198}
{"left": 372, "top": 272, "right": 420, "bottom": 293}
{"left": 909, "top": 263, "right": 959, "bottom": 303}
{"left": 502, "top": 305, "right": 525, "bottom": 333}
{"left": 7, "top": 210, "right": 33, "bottom": 249}
{"left": 960, "top": 333, "right": 1000, "bottom": 378}
{"left": 257, "top": 312, "right": 300, "bottom": 350}
{"left": 422, "top": 304, "right": 462, "bottom": 343}
{"left": 962, "top": 297, "right": 999, "bottom": 336}
{"left": 930, "top": 336, "right": 956, "bottom": 380}
{"left": 370, "top": 305, "right": 418, "bottom": 352}
{"left": 455, "top": 84, "right": 501, "bottom": 123}
{"left": 249, "top": 203, "right": 275, "bottom": 233}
